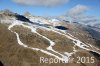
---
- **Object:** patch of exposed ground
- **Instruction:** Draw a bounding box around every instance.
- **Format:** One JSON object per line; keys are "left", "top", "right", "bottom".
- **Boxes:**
{"left": 37, "top": 28, "right": 74, "bottom": 52}
{"left": 68, "top": 26, "right": 96, "bottom": 45}
{"left": 12, "top": 25, "right": 50, "bottom": 50}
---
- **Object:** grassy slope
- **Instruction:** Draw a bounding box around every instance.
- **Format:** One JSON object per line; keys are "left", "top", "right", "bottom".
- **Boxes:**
{"left": 0, "top": 23, "right": 99, "bottom": 66}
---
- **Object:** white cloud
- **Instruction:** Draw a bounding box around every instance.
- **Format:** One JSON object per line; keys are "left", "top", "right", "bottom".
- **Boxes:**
{"left": 12, "top": 0, "right": 69, "bottom": 7}
{"left": 62, "top": 4, "right": 100, "bottom": 27}
{"left": 68, "top": 4, "right": 89, "bottom": 16}
{"left": 65, "top": 4, "right": 91, "bottom": 22}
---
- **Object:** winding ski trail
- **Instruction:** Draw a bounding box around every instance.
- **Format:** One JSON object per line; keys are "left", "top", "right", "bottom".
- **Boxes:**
{"left": 8, "top": 20, "right": 100, "bottom": 62}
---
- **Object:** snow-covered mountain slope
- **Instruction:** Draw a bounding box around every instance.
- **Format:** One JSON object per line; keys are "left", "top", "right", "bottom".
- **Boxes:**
{"left": 24, "top": 12, "right": 69, "bottom": 26}
{"left": 0, "top": 10, "right": 100, "bottom": 66}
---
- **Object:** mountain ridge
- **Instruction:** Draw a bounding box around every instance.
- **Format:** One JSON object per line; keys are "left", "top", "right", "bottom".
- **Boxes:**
{"left": 0, "top": 10, "right": 100, "bottom": 66}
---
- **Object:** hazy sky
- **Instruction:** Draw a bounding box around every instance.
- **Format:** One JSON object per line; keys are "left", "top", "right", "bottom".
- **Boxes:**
{"left": 0, "top": 0, "right": 100, "bottom": 19}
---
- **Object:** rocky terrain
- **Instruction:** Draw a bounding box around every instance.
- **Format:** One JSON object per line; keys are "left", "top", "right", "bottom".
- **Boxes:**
{"left": 0, "top": 10, "right": 100, "bottom": 66}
